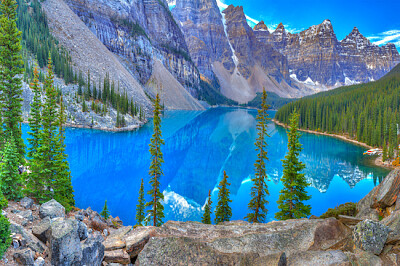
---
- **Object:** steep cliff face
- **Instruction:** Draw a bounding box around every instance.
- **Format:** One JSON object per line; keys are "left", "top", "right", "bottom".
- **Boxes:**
{"left": 172, "top": 2, "right": 312, "bottom": 103}
{"left": 257, "top": 20, "right": 400, "bottom": 87}
{"left": 64, "top": 0, "right": 200, "bottom": 99}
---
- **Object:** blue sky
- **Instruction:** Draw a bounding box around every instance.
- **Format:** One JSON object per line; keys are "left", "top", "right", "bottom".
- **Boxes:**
{"left": 216, "top": 0, "right": 400, "bottom": 48}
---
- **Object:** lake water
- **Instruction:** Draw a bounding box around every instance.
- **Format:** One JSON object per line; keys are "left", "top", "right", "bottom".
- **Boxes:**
{"left": 22, "top": 108, "right": 390, "bottom": 225}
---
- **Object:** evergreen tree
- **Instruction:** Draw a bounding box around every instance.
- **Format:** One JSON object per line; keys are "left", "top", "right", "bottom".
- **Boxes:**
{"left": 245, "top": 88, "right": 270, "bottom": 223}
{"left": 26, "top": 64, "right": 42, "bottom": 196}
{"left": 201, "top": 190, "right": 212, "bottom": 224}
{"left": 135, "top": 178, "right": 145, "bottom": 226}
{"left": 0, "top": 0, "right": 25, "bottom": 163}
{"left": 53, "top": 94, "right": 75, "bottom": 211}
{"left": 275, "top": 111, "right": 311, "bottom": 220}
{"left": 0, "top": 192, "right": 11, "bottom": 259}
{"left": 0, "top": 135, "right": 23, "bottom": 200}
{"left": 100, "top": 200, "right": 110, "bottom": 220}
{"left": 383, "top": 141, "right": 388, "bottom": 162}
{"left": 145, "top": 94, "right": 165, "bottom": 227}
{"left": 214, "top": 171, "right": 232, "bottom": 224}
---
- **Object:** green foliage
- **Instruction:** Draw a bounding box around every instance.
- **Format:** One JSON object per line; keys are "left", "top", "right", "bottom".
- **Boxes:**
{"left": 245, "top": 91, "right": 295, "bottom": 110}
{"left": 27, "top": 64, "right": 42, "bottom": 160}
{"left": 109, "top": 16, "right": 149, "bottom": 40}
{"left": 0, "top": 0, "right": 25, "bottom": 163}
{"left": 135, "top": 178, "right": 145, "bottom": 226}
{"left": 198, "top": 79, "right": 238, "bottom": 106}
{"left": 275, "top": 64, "right": 400, "bottom": 156}
{"left": 145, "top": 94, "right": 165, "bottom": 227}
{"left": 0, "top": 136, "right": 23, "bottom": 200}
{"left": 275, "top": 111, "right": 311, "bottom": 220}
{"left": 16, "top": 0, "right": 75, "bottom": 83}
{"left": 27, "top": 55, "right": 75, "bottom": 210}
{"left": 320, "top": 202, "right": 358, "bottom": 219}
{"left": 215, "top": 171, "right": 232, "bottom": 224}
{"left": 201, "top": 190, "right": 212, "bottom": 224}
{"left": 245, "top": 89, "right": 270, "bottom": 223}
{"left": 0, "top": 206, "right": 11, "bottom": 259}
{"left": 101, "top": 200, "right": 110, "bottom": 220}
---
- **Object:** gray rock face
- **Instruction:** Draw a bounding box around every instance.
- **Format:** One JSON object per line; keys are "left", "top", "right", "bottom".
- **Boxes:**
{"left": 10, "top": 222, "right": 46, "bottom": 253}
{"left": 287, "top": 250, "right": 350, "bottom": 266}
{"left": 39, "top": 199, "right": 65, "bottom": 219}
{"left": 78, "top": 221, "right": 89, "bottom": 241}
{"left": 136, "top": 219, "right": 351, "bottom": 264}
{"left": 32, "top": 217, "right": 51, "bottom": 243}
{"left": 353, "top": 220, "right": 390, "bottom": 255}
{"left": 81, "top": 232, "right": 105, "bottom": 266}
{"left": 13, "top": 248, "right": 34, "bottom": 266}
{"left": 19, "top": 210, "right": 33, "bottom": 222}
{"left": 20, "top": 197, "right": 34, "bottom": 209}
{"left": 47, "top": 218, "right": 82, "bottom": 265}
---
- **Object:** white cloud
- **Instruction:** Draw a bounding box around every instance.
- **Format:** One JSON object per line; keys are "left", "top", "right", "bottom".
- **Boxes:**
{"left": 367, "top": 30, "right": 400, "bottom": 48}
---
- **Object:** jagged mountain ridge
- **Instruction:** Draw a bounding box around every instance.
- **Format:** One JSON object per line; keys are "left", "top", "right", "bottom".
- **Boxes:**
{"left": 170, "top": 0, "right": 400, "bottom": 103}
{"left": 257, "top": 19, "right": 400, "bottom": 86}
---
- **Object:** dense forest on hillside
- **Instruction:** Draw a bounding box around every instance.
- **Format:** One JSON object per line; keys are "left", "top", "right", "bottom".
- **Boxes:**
{"left": 275, "top": 64, "right": 400, "bottom": 157}
{"left": 245, "top": 92, "right": 295, "bottom": 110}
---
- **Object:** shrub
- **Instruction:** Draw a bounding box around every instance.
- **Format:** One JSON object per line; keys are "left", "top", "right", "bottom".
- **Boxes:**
{"left": 320, "top": 202, "right": 358, "bottom": 219}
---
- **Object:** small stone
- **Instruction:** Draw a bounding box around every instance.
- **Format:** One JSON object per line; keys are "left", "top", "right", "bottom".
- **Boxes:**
{"left": 13, "top": 239, "right": 20, "bottom": 249}
{"left": 34, "top": 257, "right": 45, "bottom": 266}
{"left": 20, "top": 197, "right": 34, "bottom": 209}
{"left": 13, "top": 248, "right": 34, "bottom": 266}
{"left": 353, "top": 219, "right": 390, "bottom": 255}
{"left": 12, "top": 209, "right": 21, "bottom": 214}
{"left": 39, "top": 199, "right": 65, "bottom": 219}
{"left": 19, "top": 210, "right": 34, "bottom": 222}
{"left": 103, "top": 249, "right": 130, "bottom": 264}
{"left": 1, "top": 210, "right": 7, "bottom": 217}
{"left": 75, "top": 214, "right": 84, "bottom": 221}
{"left": 78, "top": 221, "right": 88, "bottom": 241}
{"left": 103, "top": 229, "right": 109, "bottom": 237}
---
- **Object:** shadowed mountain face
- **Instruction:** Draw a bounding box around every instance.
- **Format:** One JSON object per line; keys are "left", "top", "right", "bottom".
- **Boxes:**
{"left": 22, "top": 108, "right": 389, "bottom": 224}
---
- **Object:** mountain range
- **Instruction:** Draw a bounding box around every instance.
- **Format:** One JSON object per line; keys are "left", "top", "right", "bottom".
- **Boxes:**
{"left": 39, "top": 0, "right": 400, "bottom": 107}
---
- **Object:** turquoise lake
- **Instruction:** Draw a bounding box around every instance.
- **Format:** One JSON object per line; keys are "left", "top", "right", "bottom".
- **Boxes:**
{"left": 22, "top": 108, "right": 390, "bottom": 225}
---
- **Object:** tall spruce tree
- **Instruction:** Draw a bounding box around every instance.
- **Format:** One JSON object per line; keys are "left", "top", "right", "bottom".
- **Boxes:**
{"left": 275, "top": 111, "right": 311, "bottom": 220}
{"left": 214, "top": 171, "right": 232, "bottom": 224}
{"left": 135, "top": 178, "right": 145, "bottom": 226}
{"left": 245, "top": 88, "right": 270, "bottom": 223}
{"left": 53, "top": 94, "right": 75, "bottom": 211}
{"left": 202, "top": 190, "right": 212, "bottom": 224}
{"left": 145, "top": 94, "right": 165, "bottom": 227}
{"left": 0, "top": 135, "right": 22, "bottom": 200}
{"left": 0, "top": 0, "right": 25, "bottom": 163}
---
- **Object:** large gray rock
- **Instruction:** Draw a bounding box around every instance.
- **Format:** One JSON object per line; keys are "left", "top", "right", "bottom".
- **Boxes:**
{"left": 47, "top": 217, "right": 82, "bottom": 265}
{"left": 287, "top": 250, "right": 350, "bottom": 266}
{"left": 137, "top": 219, "right": 351, "bottom": 264}
{"left": 20, "top": 197, "right": 34, "bottom": 209}
{"left": 125, "top": 226, "right": 156, "bottom": 258}
{"left": 78, "top": 221, "right": 88, "bottom": 241}
{"left": 81, "top": 232, "right": 105, "bottom": 266}
{"left": 13, "top": 248, "right": 34, "bottom": 266}
{"left": 382, "top": 209, "right": 400, "bottom": 244}
{"left": 352, "top": 219, "right": 390, "bottom": 255}
{"left": 356, "top": 186, "right": 380, "bottom": 221}
{"left": 10, "top": 221, "right": 46, "bottom": 253}
{"left": 372, "top": 168, "right": 400, "bottom": 209}
{"left": 39, "top": 199, "right": 65, "bottom": 219}
{"left": 19, "top": 210, "right": 33, "bottom": 222}
{"left": 32, "top": 217, "right": 51, "bottom": 243}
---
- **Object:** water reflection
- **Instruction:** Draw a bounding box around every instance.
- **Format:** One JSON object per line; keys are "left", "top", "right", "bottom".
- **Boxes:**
{"left": 22, "top": 108, "right": 390, "bottom": 225}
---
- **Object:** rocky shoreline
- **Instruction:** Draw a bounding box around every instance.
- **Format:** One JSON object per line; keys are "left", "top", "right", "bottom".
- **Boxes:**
{"left": 273, "top": 119, "right": 395, "bottom": 170}
{"left": 2, "top": 168, "right": 400, "bottom": 265}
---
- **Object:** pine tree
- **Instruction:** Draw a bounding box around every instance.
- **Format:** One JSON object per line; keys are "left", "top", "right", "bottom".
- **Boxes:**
{"left": 275, "top": 111, "right": 311, "bottom": 220}
{"left": 383, "top": 141, "right": 388, "bottom": 162}
{"left": 100, "top": 200, "right": 110, "bottom": 220}
{"left": 0, "top": 0, "right": 25, "bottom": 163}
{"left": 0, "top": 135, "right": 23, "bottom": 200}
{"left": 26, "top": 64, "right": 42, "bottom": 196}
{"left": 135, "top": 178, "right": 145, "bottom": 226}
{"left": 0, "top": 191, "right": 11, "bottom": 259}
{"left": 245, "top": 88, "right": 270, "bottom": 223}
{"left": 145, "top": 94, "right": 165, "bottom": 227}
{"left": 214, "top": 171, "right": 232, "bottom": 224}
{"left": 53, "top": 94, "right": 75, "bottom": 211}
{"left": 201, "top": 190, "right": 212, "bottom": 224}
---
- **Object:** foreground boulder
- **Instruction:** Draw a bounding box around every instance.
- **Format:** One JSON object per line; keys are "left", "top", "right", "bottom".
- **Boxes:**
{"left": 136, "top": 218, "right": 351, "bottom": 264}
{"left": 81, "top": 232, "right": 105, "bottom": 265}
{"left": 39, "top": 199, "right": 65, "bottom": 219}
{"left": 13, "top": 248, "right": 34, "bottom": 266}
{"left": 352, "top": 219, "right": 389, "bottom": 255}
{"left": 10, "top": 221, "right": 46, "bottom": 253}
{"left": 47, "top": 217, "right": 82, "bottom": 265}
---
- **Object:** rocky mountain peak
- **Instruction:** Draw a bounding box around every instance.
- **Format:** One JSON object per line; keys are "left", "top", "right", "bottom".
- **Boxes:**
{"left": 275, "top": 22, "right": 285, "bottom": 32}
{"left": 254, "top": 21, "right": 269, "bottom": 32}
{"left": 341, "top": 26, "right": 371, "bottom": 50}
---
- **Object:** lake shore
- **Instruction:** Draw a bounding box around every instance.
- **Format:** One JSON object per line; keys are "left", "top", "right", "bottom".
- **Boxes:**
{"left": 272, "top": 119, "right": 395, "bottom": 170}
